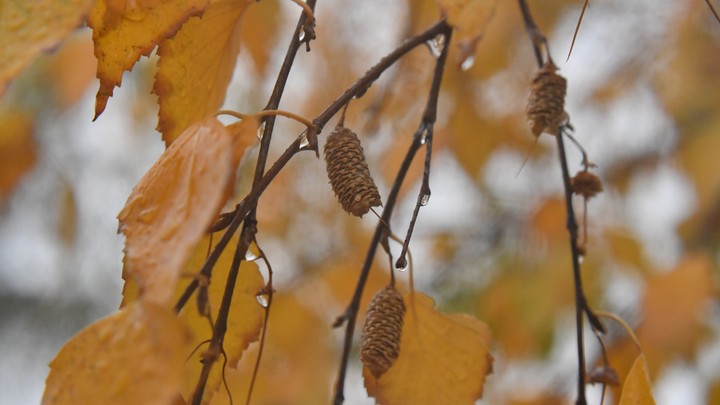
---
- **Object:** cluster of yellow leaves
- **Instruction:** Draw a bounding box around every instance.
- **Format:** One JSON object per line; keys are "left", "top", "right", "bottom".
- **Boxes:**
{"left": 44, "top": 115, "right": 259, "bottom": 403}
{"left": 89, "top": 0, "right": 254, "bottom": 145}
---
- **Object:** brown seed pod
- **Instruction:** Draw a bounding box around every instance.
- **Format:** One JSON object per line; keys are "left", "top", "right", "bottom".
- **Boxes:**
{"left": 571, "top": 170, "right": 603, "bottom": 199}
{"left": 360, "top": 286, "right": 406, "bottom": 378}
{"left": 324, "top": 126, "right": 382, "bottom": 217}
{"left": 527, "top": 60, "right": 568, "bottom": 137}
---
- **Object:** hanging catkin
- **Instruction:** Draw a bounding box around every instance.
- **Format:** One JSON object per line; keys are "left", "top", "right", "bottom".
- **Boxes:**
{"left": 527, "top": 60, "right": 567, "bottom": 137}
{"left": 360, "top": 286, "right": 406, "bottom": 378}
{"left": 324, "top": 126, "right": 382, "bottom": 217}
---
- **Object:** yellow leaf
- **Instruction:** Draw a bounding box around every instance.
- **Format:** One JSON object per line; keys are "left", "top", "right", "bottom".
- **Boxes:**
{"left": 43, "top": 301, "right": 190, "bottom": 405}
{"left": 0, "top": 0, "right": 94, "bottom": 95}
{"left": 178, "top": 236, "right": 265, "bottom": 403}
{"left": 618, "top": 355, "right": 656, "bottom": 405}
{"left": 118, "top": 117, "right": 255, "bottom": 305}
{"left": 436, "top": 0, "right": 498, "bottom": 66}
{"left": 88, "top": 0, "right": 209, "bottom": 119}
{"left": 0, "top": 110, "right": 37, "bottom": 206}
{"left": 154, "top": 0, "right": 253, "bottom": 145}
{"left": 638, "top": 254, "right": 714, "bottom": 370}
{"left": 364, "top": 292, "right": 493, "bottom": 405}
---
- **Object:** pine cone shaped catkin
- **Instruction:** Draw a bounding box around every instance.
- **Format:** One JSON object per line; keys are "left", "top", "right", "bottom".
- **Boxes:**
{"left": 527, "top": 61, "right": 567, "bottom": 137}
{"left": 360, "top": 286, "right": 406, "bottom": 378}
{"left": 324, "top": 126, "right": 382, "bottom": 217}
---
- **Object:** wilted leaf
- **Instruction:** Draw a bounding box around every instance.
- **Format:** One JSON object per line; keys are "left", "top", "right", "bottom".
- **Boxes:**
{"left": 0, "top": 110, "right": 37, "bottom": 206}
{"left": 118, "top": 116, "right": 256, "bottom": 305}
{"left": 618, "top": 354, "right": 655, "bottom": 405}
{"left": 364, "top": 292, "right": 493, "bottom": 404}
{"left": 0, "top": 0, "right": 94, "bottom": 95}
{"left": 88, "top": 0, "right": 209, "bottom": 119}
{"left": 178, "top": 236, "right": 265, "bottom": 403}
{"left": 43, "top": 301, "right": 190, "bottom": 405}
{"left": 154, "top": 0, "right": 253, "bottom": 145}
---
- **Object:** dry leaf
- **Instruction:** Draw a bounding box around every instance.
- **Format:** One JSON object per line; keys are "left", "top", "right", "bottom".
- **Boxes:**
{"left": 154, "top": 0, "right": 253, "bottom": 145}
{"left": 364, "top": 292, "right": 493, "bottom": 405}
{"left": 618, "top": 355, "right": 656, "bottom": 405}
{"left": 88, "top": 0, "right": 209, "bottom": 119}
{"left": 0, "top": 0, "right": 94, "bottom": 95}
{"left": 118, "top": 116, "right": 255, "bottom": 305}
{"left": 42, "top": 301, "right": 190, "bottom": 405}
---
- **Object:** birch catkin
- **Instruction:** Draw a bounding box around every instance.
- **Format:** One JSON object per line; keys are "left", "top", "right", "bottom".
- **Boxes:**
{"left": 324, "top": 126, "right": 382, "bottom": 217}
{"left": 360, "top": 286, "right": 406, "bottom": 378}
{"left": 527, "top": 60, "right": 567, "bottom": 137}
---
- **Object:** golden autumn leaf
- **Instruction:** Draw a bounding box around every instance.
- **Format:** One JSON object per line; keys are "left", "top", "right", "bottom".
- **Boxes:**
{"left": 88, "top": 0, "right": 209, "bottom": 120}
{"left": 618, "top": 355, "right": 656, "bottom": 405}
{"left": 364, "top": 292, "right": 493, "bottom": 405}
{"left": 436, "top": 0, "right": 498, "bottom": 67}
{"left": 211, "top": 293, "right": 337, "bottom": 405}
{"left": 154, "top": 0, "right": 253, "bottom": 145}
{"left": 118, "top": 116, "right": 256, "bottom": 305}
{"left": 178, "top": 236, "right": 265, "bottom": 403}
{"left": 42, "top": 301, "right": 190, "bottom": 405}
{"left": 0, "top": 0, "right": 94, "bottom": 95}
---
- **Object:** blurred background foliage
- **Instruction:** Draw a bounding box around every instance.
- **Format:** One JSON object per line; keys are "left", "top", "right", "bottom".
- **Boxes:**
{"left": 0, "top": 0, "right": 718, "bottom": 403}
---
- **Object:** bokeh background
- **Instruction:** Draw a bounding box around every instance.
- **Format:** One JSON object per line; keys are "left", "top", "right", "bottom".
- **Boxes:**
{"left": 1, "top": 0, "right": 719, "bottom": 403}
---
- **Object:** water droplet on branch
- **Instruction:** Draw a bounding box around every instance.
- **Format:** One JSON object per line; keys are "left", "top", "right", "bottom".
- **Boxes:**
{"left": 256, "top": 121, "right": 266, "bottom": 140}
{"left": 245, "top": 250, "right": 259, "bottom": 261}
{"left": 298, "top": 29, "right": 306, "bottom": 42}
{"left": 395, "top": 257, "right": 408, "bottom": 272}
{"left": 425, "top": 35, "right": 445, "bottom": 59}
{"left": 255, "top": 294, "right": 269, "bottom": 308}
{"left": 460, "top": 55, "right": 476, "bottom": 71}
{"left": 420, "top": 192, "right": 431, "bottom": 206}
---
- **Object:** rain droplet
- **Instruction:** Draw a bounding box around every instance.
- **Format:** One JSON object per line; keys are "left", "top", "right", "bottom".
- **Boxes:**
{"left": 460, "top": 54, "right": 476, "bottom": 71}
{"left": 419, "top": 131, "right": 429, "bottom": 145}
{"left": 245, "top": 250, "right": 259, "bottom": 261}
{"left": 425, "top": 35, "right": 445, "bottom": 59}
{"left": 299, "top": 132, "right": 310, "bottom": 149}
{"left": 298, "top": 28, "right": 306, "bottom": 42}
{"left": 395, "top": 257, "right": 408, "bottom": 272}
{"left": 256, "top": 121, "right": 266, "bottom": 140}
{"left": 420, "top": 192, "right": 431, "bottom": 206}
{"left": 255, "top": 294, "right": 269, "bottom": 308}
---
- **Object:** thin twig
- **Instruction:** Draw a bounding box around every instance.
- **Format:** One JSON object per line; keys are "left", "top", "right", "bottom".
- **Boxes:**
{"left": 331, "top": 24, "right": 452, "bottom": 405}
{"left": 517, "top": 2, "right": 604, "bottom": 404}
{"left": 176, "top": 18, "right": 453, "bottom": 313}
{"left": 707, "top": 0, "right": 720, "bottom": 24}
{"left": 186, "top": 1, "right": 317, "bottom": 402}
{"left": 567, "top": 0, "right": 590, "bottom": 62}
{"left": 246, "top": 242, "right": 274, "bottom": 405}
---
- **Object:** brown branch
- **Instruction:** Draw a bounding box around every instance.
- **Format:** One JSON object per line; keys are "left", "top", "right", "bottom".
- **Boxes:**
{"left": 517, "top": 1, "right": 605, "bottom": 404}
{"left": 707, "top": 0, "right": 720, "bottom": 24}
{"left": 331, "top": 24, "right": 453, "bottom": 405}
{"left": 182, "top": 13, "right": 454, "bottom": 405}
